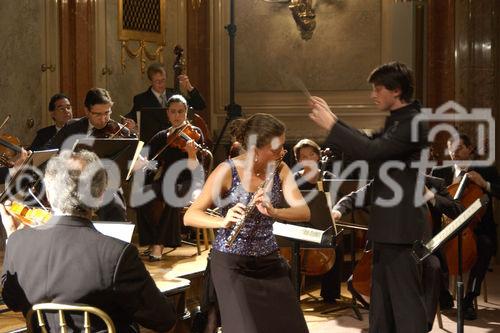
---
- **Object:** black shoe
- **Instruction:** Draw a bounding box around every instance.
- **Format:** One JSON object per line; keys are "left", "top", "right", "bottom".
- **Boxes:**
{"left": 439, "top": 291, "right": 454, "bottom": 310}
{"left": 462, "top": 293, "right": 477, "bottom": 320}
{"left": 463, "top": 304, "right": 477, "bottom": 320}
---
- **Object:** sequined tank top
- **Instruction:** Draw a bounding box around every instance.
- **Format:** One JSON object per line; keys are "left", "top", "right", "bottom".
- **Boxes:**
{"left": 212, "top": 159, "right": 282, "bottom": 256}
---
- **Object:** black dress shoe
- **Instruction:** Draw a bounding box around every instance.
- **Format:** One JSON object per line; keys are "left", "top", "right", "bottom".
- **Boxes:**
{"left": 439, "top": 291, "right": 454, "bottom": 310}
{"left": 462, "top": 293, "right": 477, "bottom": 320}
{"left": 464, "top": 304, "right": 477, "bottom": 320}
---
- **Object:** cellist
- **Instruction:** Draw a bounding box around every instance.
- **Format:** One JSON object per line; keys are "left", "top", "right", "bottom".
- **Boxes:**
{"left": 431, "top": 133, "right": 500, "bottom": 320}
{"left": 292, "top": 138, "right": 342, "bottom": 304}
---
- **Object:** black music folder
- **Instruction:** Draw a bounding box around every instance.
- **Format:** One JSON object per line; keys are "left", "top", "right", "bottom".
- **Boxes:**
{"left": 137, "top": 107, "right": 169, "bottom": 143}
{"left": 72, "top": 138, "right": 142, "bottom": 181}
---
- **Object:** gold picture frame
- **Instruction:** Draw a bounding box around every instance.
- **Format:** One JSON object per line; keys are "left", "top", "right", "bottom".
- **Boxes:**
{"left": 118, "top": 0, "right": 166, "bottom": 44}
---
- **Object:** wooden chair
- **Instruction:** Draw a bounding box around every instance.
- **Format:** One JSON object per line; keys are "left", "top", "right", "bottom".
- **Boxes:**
{"left": 27, "top": 303, "right": 115, "bottom": 333}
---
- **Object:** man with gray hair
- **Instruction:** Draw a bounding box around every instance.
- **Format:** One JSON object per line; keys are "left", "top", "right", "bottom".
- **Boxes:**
{"left": 1, "top": 150, "right": 177, "bottom": 332}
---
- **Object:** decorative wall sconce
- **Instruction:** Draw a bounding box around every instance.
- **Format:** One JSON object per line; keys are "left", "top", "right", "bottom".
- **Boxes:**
{"left": 289, "top": 0, "right": 316, "bottom": 40}
{"left": 264, "top": 0, "right": 316, "bottom": 40}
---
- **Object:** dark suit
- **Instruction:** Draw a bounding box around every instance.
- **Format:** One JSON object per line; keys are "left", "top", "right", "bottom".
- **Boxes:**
{"left": 125, "top": 87, "right": 206, "bottom": 143}
{"left": 2, "top": 215, "right": 176, "bottom": 332}
{"left": 30, "top": 125, "right": 57, "bottom": 151}
{"left": 45, "top": 117, "right": 131, "bottom": 222}
{"left": 325, "top": 101, "right": 429, "bottom": 333}
{"left": 431, "top": 164, "right": 499, "bottom": 297}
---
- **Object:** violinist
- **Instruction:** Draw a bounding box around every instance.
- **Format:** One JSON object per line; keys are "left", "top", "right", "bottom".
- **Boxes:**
{"left": 122, "top": 63, "right": 206, "bottom": 133}
{"left": 29, "top": 93, "right": 73, "bottom": 151}
{"left": 46, "top": 88, "right": 133, "bottom": 150}
{"left": 45, "top": 88, "right": 133, "bottom": 221}
{"left": 292, "top": 138, "right": 343, "bottom": 304}
{"left": 136, "top": 94, "right": 204, "bottom": 261}
{"left": 1, "top": 150, "right": 177, "bottom": 332}
{"left": 431, "top": 133, "right": 500, "bottom": 320}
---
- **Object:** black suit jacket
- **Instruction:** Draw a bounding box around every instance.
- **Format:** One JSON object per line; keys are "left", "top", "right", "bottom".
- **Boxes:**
{"left": 431, "top": 164, "right": 500, "bottom": 237}
{"left": 30, "top": 125, "right": 57, "bottom": 151}
{"left": 45, "top": 117, "right": 134, "bottom": 150}
{"left": 2, "top": 216, "right": 176, "bottom": 332}
{"left": 45, "top": 117, "right": 91, "bottom": 150}
{"left": 125, "top": 87, "right": 206, "bottom": 143}
{"left": 325, "top": 101, "right": 429, "bottom": 244}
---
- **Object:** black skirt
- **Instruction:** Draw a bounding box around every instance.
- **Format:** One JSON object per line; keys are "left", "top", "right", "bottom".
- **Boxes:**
{"left": 211, "top": 250, "right": 309, "bottom": 333}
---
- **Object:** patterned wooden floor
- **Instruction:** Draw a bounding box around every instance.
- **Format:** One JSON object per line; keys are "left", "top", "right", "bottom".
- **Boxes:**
{"left": 1, "top": 244, "right": 500, "bottom": 333}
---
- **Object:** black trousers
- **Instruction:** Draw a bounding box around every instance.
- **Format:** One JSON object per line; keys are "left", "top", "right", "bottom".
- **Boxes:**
{"left": 320, "top": 237, "right": 344, "bottom": 301}
{"left": 422, "top": 254, "right": 441, "bottom": 331}
{"left": 467, "top": 233, "right": 495, "bottom": 296}
{"left": 370, "top": 242, "right": 427, "bottom": 333}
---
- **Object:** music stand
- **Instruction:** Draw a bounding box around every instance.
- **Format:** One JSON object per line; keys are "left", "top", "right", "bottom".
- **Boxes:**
{"left": 137, "top": 107, "right": 169, "bottom": 143}
{"left": 275, "top": 191, "right": 336, "bottom": 296}
{"left": 72, "top": 138, "right": 141, "bottom": 182}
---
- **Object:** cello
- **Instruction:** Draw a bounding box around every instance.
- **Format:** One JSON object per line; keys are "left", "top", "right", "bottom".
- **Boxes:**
{"left": 443, "top": 174, "right": 484, "bottom": 275}
{"left": 280, "top": 148, "right": 336, "bottom": 278}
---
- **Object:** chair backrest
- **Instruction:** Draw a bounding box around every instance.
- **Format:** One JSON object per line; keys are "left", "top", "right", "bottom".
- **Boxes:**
{"left": 199, "top": 148, "right": 214, "bottom": 180}
{"left": 27, "top": 303, "right": 115, "bottom": 333}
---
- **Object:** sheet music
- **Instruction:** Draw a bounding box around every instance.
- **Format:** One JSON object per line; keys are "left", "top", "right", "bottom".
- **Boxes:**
{"left": 126, "top": 140, "right": 145, "bottom": 181}
{"left": 93, "top": 222, "right": 135, "bottom": 243}
{"left": 273, "top": 222, "right": 325, "bottom": 244}
{"left": 425, "top": 198, "right": 482, "bottom": 252}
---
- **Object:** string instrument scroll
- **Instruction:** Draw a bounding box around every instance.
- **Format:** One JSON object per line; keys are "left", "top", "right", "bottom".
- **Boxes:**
{"left": 172, "top": 45, "right": 213, "bottom": 148}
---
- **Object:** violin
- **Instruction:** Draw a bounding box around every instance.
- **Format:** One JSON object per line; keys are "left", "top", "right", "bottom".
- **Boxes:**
{"left": 150, "top": 123, "right": 202, "bottom": 163}
{"left": 0, "top": 133, "right": 24, "bottom": 168}
{"left": 91, "top": 119, "right": 132, "bottom": 138}
{"left": 6, "top": 201, "right": 51, "bottom": 227}
{"left": 169, "top": 124, "right": 202, "bottom": 151}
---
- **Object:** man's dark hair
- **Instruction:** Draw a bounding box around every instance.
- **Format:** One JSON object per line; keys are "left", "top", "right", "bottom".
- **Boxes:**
{"left": 84, "top": 88, "right": 113, "bottom": 110}
{"left": 147, "top": 63, "right": 166, "bottom": 81}
{"left": 368, "top": 61, "right": 414, "bottom": 103}
{"left": 48, "top": 93, "right": 70, "bottom": 111}
{"left": 448, "top": 132, "right": 473, "bottom": 148}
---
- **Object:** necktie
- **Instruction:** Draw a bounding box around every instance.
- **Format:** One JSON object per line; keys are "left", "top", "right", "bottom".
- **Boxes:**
{"left": 160, "top": 94, "right": 167, "bottom": 108}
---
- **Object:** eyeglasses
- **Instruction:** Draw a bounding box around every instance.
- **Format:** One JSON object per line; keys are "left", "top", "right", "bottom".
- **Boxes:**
{"left": 89, "top": 110, "right": 112, "bottom": 118}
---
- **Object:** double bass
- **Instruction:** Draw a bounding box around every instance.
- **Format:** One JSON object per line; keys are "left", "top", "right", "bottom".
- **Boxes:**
{"left": 172, "top": 45, "right": 213, "bottom": 149}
